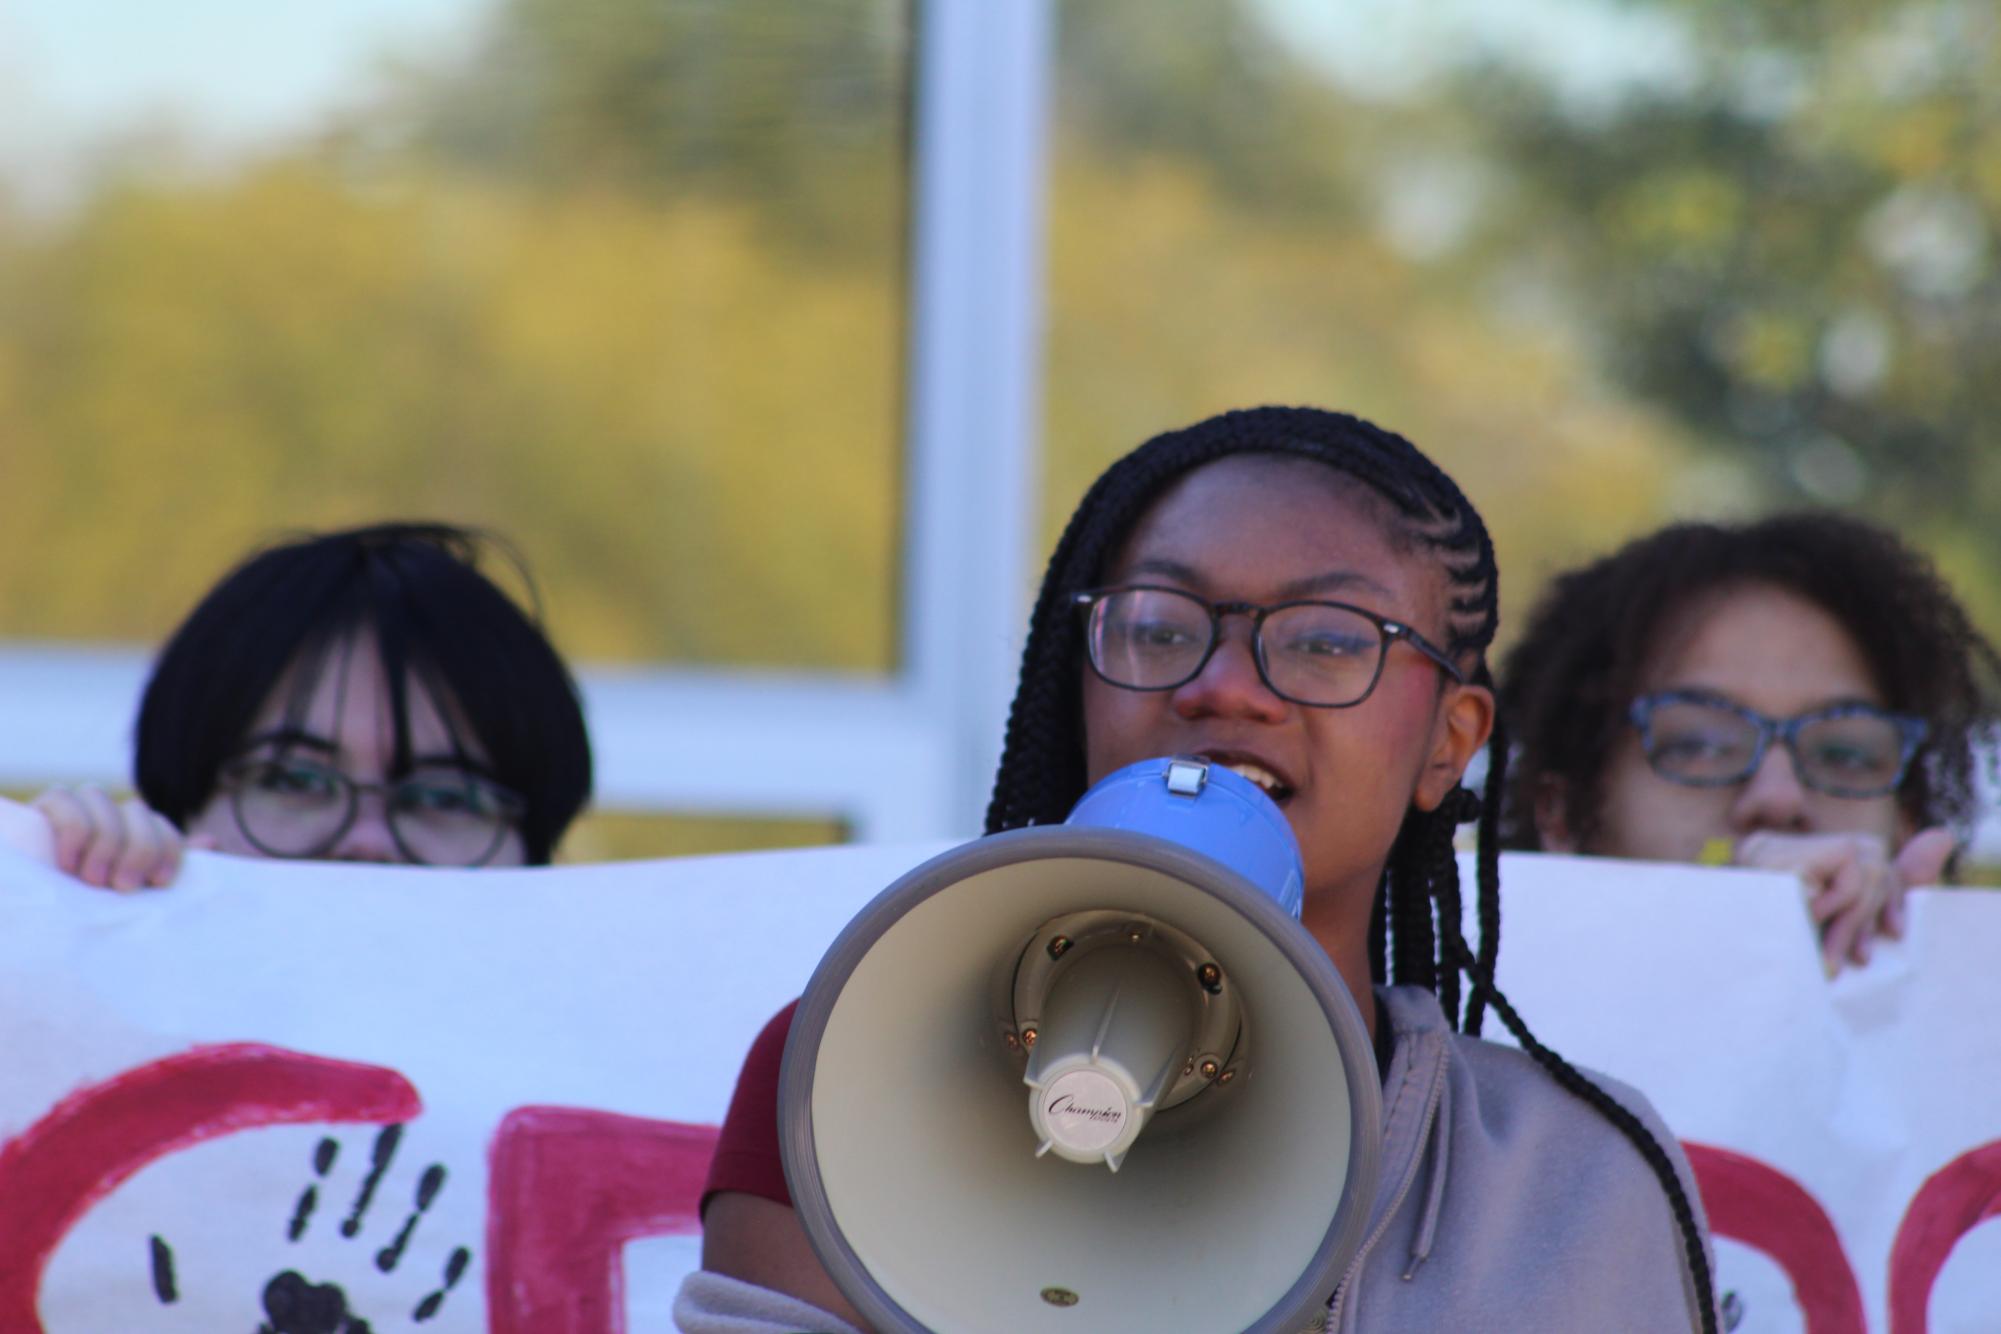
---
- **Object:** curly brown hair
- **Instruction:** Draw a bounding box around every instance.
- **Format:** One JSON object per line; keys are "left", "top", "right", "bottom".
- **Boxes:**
{"left": 1498, "top": 512, "right": 2001, "bottom": 852}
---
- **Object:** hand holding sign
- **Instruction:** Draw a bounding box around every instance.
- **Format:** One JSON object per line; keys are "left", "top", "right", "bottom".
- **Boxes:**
{"left": 1736, "top": 828, "right": 1957, "bottom": 974}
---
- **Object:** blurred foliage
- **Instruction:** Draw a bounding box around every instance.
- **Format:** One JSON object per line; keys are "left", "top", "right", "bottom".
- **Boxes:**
{"left": 0, "top": 0, "right": 906, "bottom": 670}
{"left": 1039, "top": 156, "right": 1711, "bottom": 635}
{"left": 390, "top": 0, "right": 905, "bottom": 254}
{"left": 1428, "top": 0, "right": 2001, "bottom": 622}
{"left": 0, "top": 0, "right": 1995, "bottom": 757}
{"left": 1043, "top": 0, "right": 1730, "bottom": 647}
{"left": 0, "top": 164, "right": 902, "bottom": 666}
{"left": 1041, "top": 0, "right": 2000, "bottom": 641}
{"left": 558, "top": 806, "right": 844, "bottom": 863}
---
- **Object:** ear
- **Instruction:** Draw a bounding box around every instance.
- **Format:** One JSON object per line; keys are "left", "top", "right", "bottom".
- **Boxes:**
{"left": 1414, "top": 682, "right": 1494, "bottom": 813}
{"left": 1532, "top": 775, "right": 1579, "bottom": 853}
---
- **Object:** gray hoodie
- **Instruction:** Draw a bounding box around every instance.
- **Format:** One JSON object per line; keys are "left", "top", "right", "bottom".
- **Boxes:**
{"left": 675, "top": 985, "right": 1714, "bottom": 1333}
{"left": 1322, "top": 986, "right": 1714, "bottom": 1332}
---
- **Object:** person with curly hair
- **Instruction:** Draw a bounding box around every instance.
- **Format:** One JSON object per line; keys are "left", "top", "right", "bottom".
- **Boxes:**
{"left": 1498, "top": 512, "right": 2001, "bottom": 975}
{"left": 683, "top": 407, "right": 1717, "bottom": 1333}
{"left": 33, "top": 522, "right": 593, "bottom": 883}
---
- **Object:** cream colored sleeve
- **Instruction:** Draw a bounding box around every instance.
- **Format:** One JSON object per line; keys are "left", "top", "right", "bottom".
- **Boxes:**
{"left": 673, "top": 1270, "right": 866, "bottom": 1334}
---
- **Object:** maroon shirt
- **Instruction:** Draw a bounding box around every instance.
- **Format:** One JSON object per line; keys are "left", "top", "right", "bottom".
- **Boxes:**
{"left": 701, "top": 1000, "right": 798, "bottom": 1215}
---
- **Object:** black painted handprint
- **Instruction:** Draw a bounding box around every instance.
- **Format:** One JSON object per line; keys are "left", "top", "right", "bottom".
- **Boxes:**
{"left": 148, "top": 1123, "right": 471, "bottom": 1330}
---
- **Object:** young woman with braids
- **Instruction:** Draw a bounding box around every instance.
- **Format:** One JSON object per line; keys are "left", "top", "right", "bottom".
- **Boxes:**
{"left": 1499, "top": 513, "right": 2001, "bottom": 976}
{"left": 682, "top": 407, "right": 1716, "bottom": 1333}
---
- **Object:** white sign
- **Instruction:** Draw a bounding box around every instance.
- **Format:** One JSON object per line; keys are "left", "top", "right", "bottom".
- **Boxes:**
{"left": 0, "top": 800, "right": 1992, "bottom": 1333}
{"left": 1486, "top": 854, "right": 2001, "bottom": 1334}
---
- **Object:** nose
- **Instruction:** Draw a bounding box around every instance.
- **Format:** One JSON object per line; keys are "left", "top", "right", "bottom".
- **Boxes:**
{"left": 1170, "top": 623, "right": 1287, "bottom": 723}
{"left": 1730, "top": 742, "right": 1812, "bottom": 835}
{"left": 328, "top": 788, "right": 402, "bottom": 864}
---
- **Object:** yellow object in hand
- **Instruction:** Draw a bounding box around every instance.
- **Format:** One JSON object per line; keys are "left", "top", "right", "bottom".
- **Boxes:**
{"left": 1697, "top": 837, "right": 1735, "bottom": 867}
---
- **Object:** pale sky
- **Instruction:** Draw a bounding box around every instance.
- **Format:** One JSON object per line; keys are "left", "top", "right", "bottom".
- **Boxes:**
{"left": 0, "top": 0, "right": 477, "bottom": 130}
{"left": 0, "top": 0, "right": 483, "bottom": 206}
{"left": 1250, "top": 0, "right": 1694, "bottom": 111}
{"left": 0, "top": 0, "right": 1677, "bottom": 207}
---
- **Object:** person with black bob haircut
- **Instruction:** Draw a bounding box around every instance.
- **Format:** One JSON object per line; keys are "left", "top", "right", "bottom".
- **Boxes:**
{"left": 36, "top": 522, "right": 592, "bottom": 885}
{"left": 682, "top": 407, "right": 1717, "bottom": 1333}
{"left": 1499, "top": 512, "right": 2001, "bottom": 974}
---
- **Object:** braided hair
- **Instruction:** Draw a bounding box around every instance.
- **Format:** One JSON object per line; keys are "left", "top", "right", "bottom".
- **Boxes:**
{"left": 986, "top": 406, "right": 1715, "bottom": 1331}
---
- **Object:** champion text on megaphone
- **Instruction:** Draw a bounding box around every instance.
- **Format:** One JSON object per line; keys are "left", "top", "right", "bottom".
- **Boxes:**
{"left": 776, "top": 756, "right": 1381, "bottom": 1334}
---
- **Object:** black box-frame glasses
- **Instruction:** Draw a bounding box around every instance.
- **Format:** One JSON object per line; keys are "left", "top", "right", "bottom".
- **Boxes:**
{"left": 1073, "top": 584, "right": 1464, "bottom": 709}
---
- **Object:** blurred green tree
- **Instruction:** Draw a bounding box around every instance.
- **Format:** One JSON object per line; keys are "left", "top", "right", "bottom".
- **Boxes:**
{"left": 1434, "top": 0, "right": 2001, "bottom": 611}
{"left": 390, "top": 0, "right": 905, "bottom": 250}
{"left": 0, "top": 2, "right": 909, "bottom": 669}
{"left": 0, "top": 163, "right": 902, "bottom": 666}
{"left": 4, "top": 0, "right": 1990, "bottom": 679}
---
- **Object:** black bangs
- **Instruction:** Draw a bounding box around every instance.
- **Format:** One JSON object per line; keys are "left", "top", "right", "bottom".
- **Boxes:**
{"left": 135, "top": 522, "right": 592, "bottom": 864}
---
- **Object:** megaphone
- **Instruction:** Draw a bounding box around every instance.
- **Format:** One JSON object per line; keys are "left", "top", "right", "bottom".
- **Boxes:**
{"left": 778, "top": 757, "right": 1382, "bottom": 1333}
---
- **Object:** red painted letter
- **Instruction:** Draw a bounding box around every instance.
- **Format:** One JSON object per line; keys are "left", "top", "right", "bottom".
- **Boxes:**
{"left": 486, "top": 1107, "right": 717, "bottom": 1334}
{"left": 0, "top": 1043, "right": 420, "bottom": 1331}
{"left": 1888, "top": 1138, "right": 2001, "bottom": 1333}
{"left": 1684, "top": 1141, "right": 1865, "bottom": 1334}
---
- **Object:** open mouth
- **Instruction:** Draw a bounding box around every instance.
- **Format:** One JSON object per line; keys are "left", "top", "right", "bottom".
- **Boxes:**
{"left": 1205, "top": 756, "right": 1295, "bottom": 805}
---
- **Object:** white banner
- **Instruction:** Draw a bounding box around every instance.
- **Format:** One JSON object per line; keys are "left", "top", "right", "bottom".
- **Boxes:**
{"left": 1486, "top": 855, "right": 2001, "bottom": 1334}
{"left": 0, "top": 799, "right": 1993, "bottom": 1333}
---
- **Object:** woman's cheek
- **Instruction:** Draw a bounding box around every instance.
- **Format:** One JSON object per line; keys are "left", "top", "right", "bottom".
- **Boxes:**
{"left": 490, "top": 827, "right": 530, "bottom": 868}
{"left": 1307, "top": 687, "right": 1430, "bottom": 777}
{"left": 1590, "top": 767, "right": 1717, "bottom": 861}
{"left": 1079, "top": 677, "right": 1164, "bottom": 784}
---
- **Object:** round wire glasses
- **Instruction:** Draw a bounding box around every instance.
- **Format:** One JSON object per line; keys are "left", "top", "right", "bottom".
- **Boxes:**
{"left": 220, "top": 752, "right": 526, "bottom": 866}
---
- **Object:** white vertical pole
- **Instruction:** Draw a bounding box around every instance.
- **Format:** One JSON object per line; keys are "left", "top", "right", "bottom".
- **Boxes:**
{"left": 899, "top": 0, "right": 1054, "bottom": 834}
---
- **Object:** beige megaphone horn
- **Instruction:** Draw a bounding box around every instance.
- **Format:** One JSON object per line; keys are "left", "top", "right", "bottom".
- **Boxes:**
{"left": 777, "top": 756, "right": 1383, "bottom": 1333}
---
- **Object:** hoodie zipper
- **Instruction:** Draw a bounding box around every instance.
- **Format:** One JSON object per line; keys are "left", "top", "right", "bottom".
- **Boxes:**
{"left": 1324, "top": 1039, "right": 1449, "bottom": 1332}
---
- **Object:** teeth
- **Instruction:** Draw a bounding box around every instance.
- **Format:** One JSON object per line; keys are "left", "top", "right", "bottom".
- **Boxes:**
{"left": 1222, "top": 762, "right": 1285, "bottom": 795}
